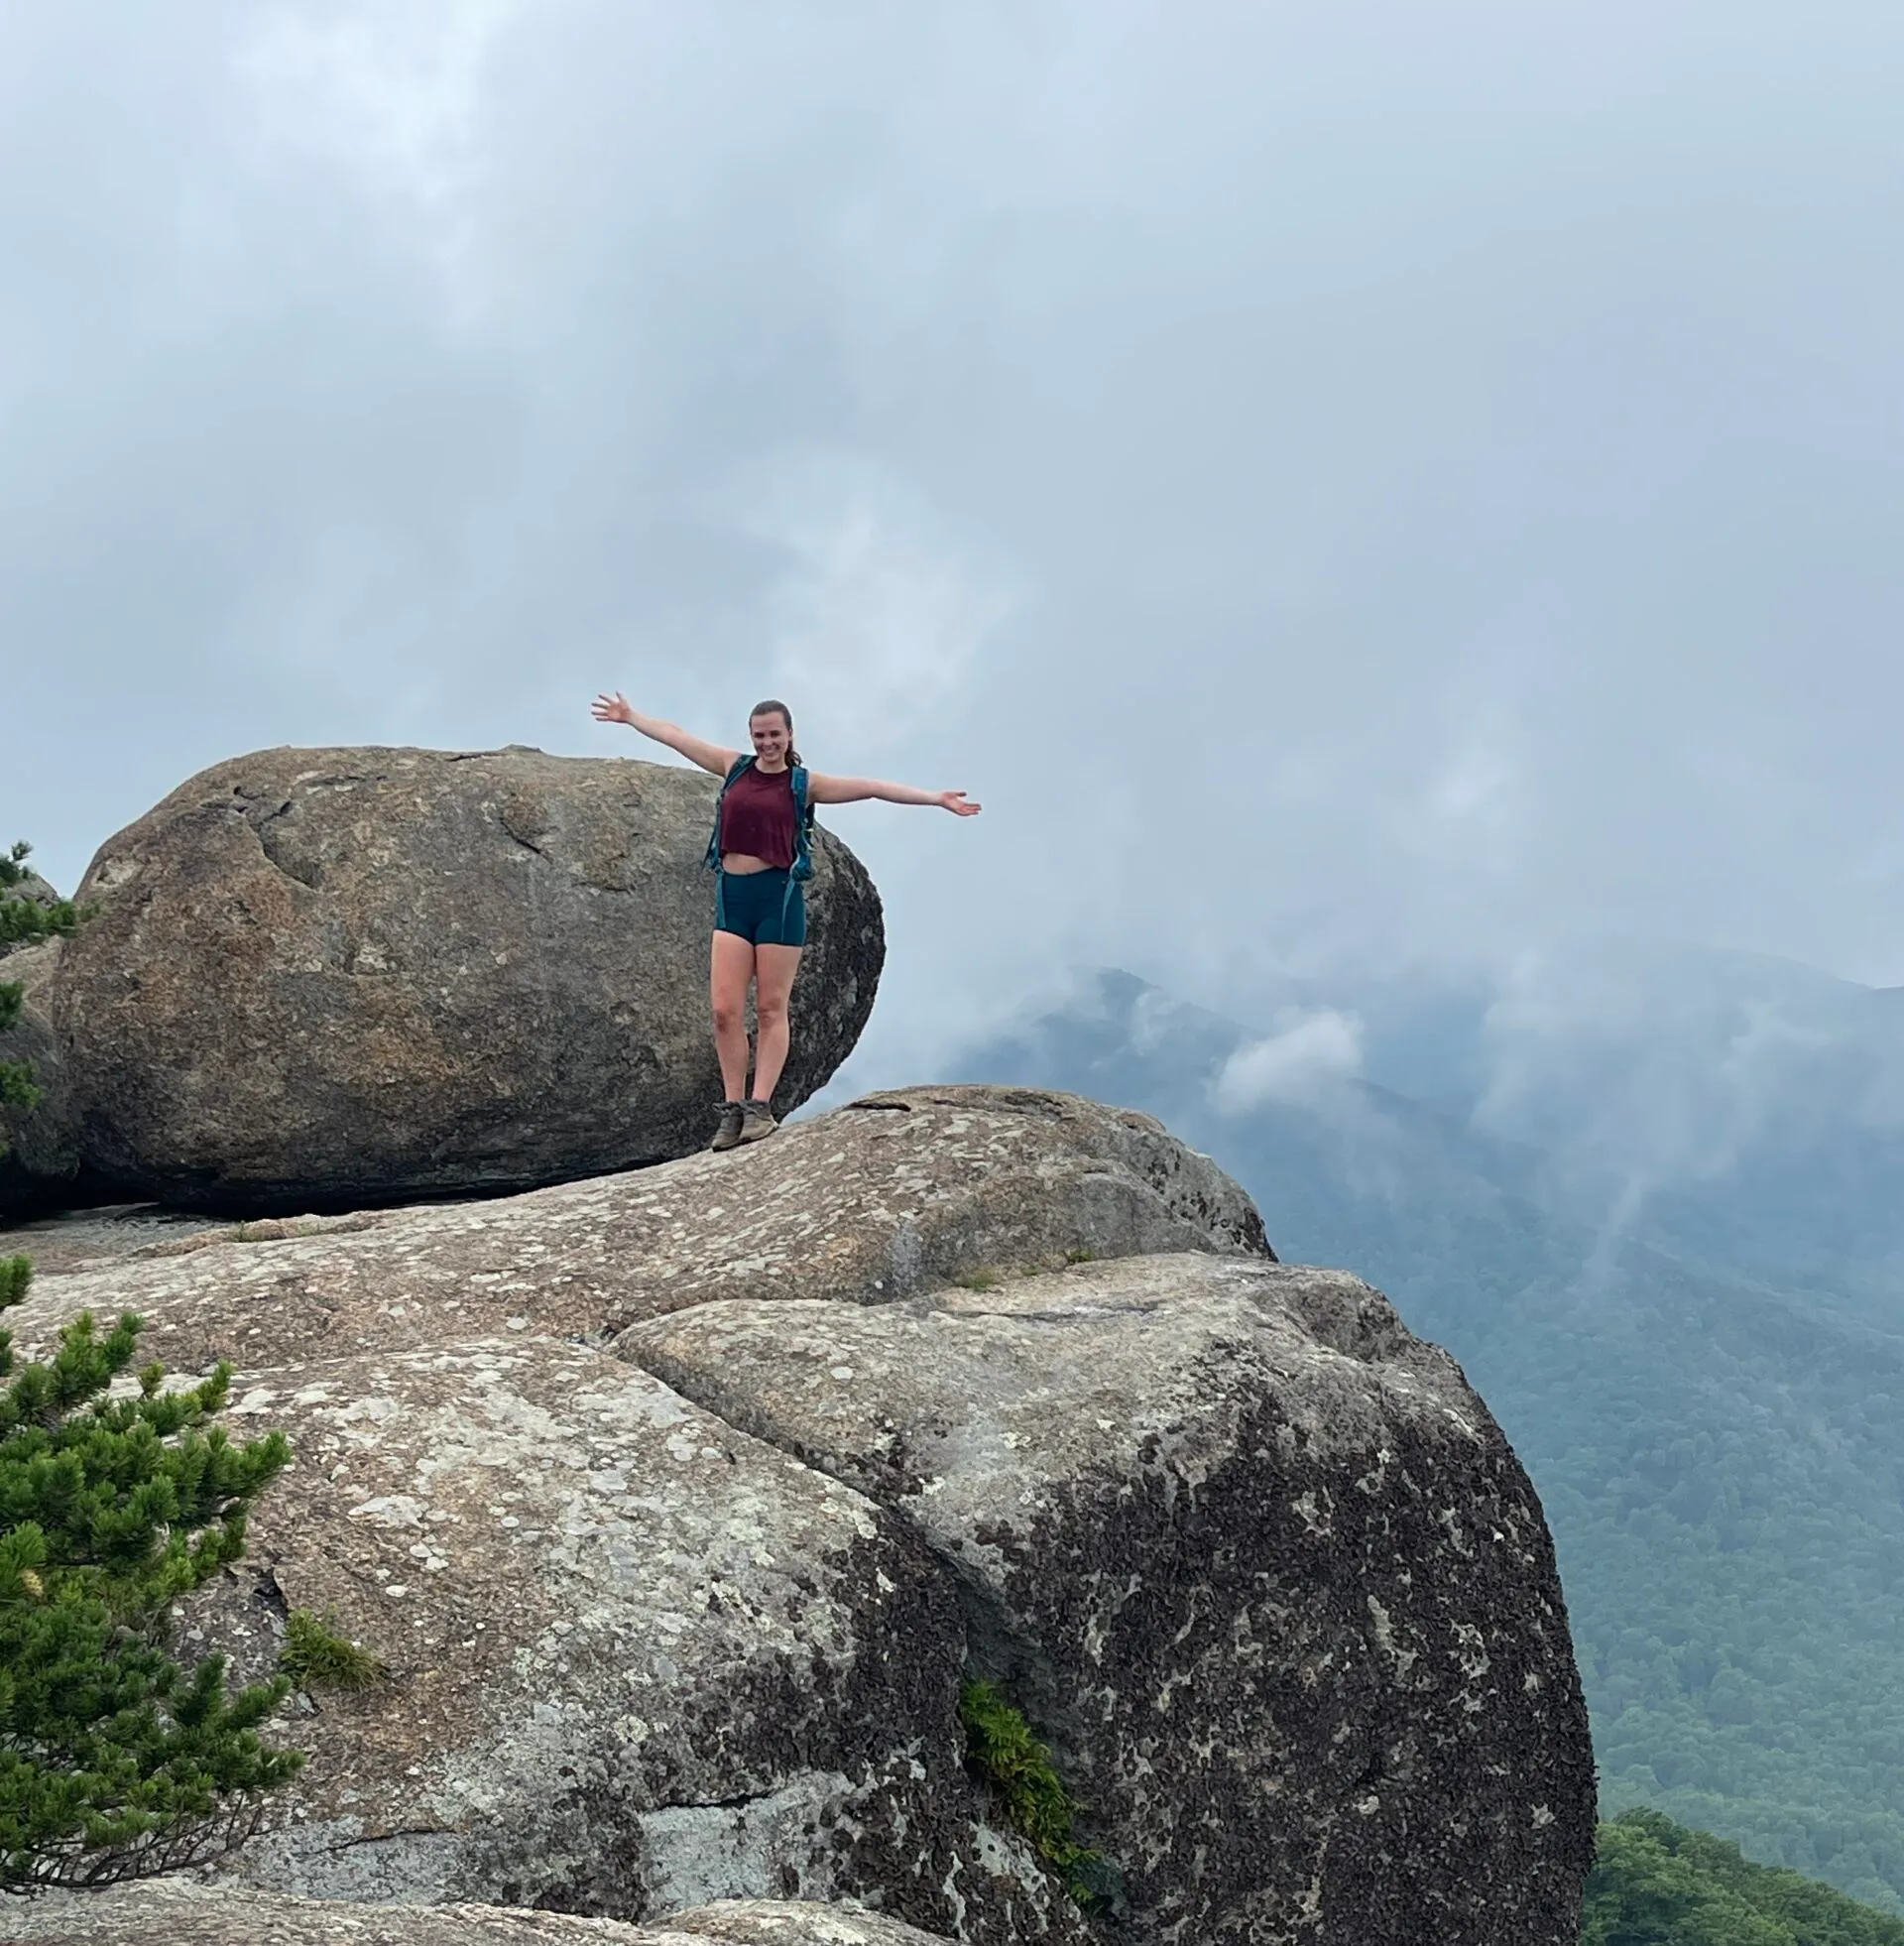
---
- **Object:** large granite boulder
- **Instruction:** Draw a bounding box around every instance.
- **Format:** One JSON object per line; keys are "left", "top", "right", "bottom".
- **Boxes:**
{"left": 622, "top": 1256, "right": 1596, "bottom": 1944}
{"left": 2, "top": 1885, "right": 959, "bottom": 1944}
{"left": 0, "top": 938, "right": 82, "bottom": 1214}
{"left": 178, "top": 1336, "right": 1088, "bottom": 1941}
{"left": 49, "top": 746, "right": 884, "bottom": 1211}
{"left": 1, "top": 1088, "right": 1594, "bottom": 1942}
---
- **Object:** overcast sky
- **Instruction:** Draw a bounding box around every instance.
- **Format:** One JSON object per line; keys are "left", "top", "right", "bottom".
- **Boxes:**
{"left": 7, "top": 2, "right": 1903, "bottom": 1081}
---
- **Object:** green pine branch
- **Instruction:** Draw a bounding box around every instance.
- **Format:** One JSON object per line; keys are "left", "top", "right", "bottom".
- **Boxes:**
{"left": 0, "top": 1256, "right": 303, "bottom": 1893}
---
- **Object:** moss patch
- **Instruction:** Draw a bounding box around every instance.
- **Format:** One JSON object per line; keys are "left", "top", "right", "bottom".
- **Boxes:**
{"left": 278, "top": 1608, "right": 388, "bottom": 1692}
{"left": 958, "top": 1678, "right": 1117, "bottom": 1908}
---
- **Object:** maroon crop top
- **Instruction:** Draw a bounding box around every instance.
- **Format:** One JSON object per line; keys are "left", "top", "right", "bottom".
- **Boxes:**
{"left": 718, "top": 764, "right": 797, "bottom": 868}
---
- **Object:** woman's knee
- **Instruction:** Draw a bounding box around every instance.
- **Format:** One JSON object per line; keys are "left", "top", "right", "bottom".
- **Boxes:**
{"left": 711, "top": 996, "right": 748, "bottom": 1035}
{"left": 755, "top": 991, "right": 790, "bottom": 1029}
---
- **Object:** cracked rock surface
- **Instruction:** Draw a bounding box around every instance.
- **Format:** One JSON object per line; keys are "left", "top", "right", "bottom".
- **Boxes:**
{"left": 46, "top": 745, "right": 884, "bottom": 1210}
{"left": 154, "top": 1336, "right": 1085, "bottom": 1941}
{"left": 1, "top": 1885, "right": 959, "bottom": 1944}
{"left": 0, "top": 1085, "right": 1593, "bottom": 1942}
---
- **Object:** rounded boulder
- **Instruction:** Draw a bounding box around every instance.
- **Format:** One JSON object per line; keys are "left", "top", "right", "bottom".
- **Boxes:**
{"left": 54, "top": 746, "right": 884, "bottom": 1210}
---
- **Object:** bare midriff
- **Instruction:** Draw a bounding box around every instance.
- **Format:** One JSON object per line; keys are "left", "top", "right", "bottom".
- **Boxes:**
{"left": 721, "top": 853, "right": 776, "bottom": 875}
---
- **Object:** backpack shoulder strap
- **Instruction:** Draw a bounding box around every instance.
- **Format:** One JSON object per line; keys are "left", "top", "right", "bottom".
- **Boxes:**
{"left": 789, "top": 765, "right": 816, "bottom": 882}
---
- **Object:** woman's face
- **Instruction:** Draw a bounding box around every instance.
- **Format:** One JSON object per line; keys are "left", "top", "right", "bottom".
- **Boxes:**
{"left": 750, "top": 712, "right": 791, "bottom": 767}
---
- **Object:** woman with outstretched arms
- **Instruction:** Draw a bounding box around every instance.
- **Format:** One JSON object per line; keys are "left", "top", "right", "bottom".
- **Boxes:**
{"left": 591, "top": 692, "right": 980, "bottom": 1150}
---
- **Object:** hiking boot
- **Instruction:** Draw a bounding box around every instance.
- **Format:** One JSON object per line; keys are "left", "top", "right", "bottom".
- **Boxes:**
{"left": 709, "top": 1102, "right": 746, "bottom": 1152}
{"left": 738, "top": 1099, "right": 779, "bottom": 1144}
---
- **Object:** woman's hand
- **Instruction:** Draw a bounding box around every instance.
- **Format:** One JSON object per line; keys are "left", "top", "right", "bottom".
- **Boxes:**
{"left": 938, "top": 791, "right": 982, "bottom": 816}
{"left": 592, "top": 692, "right": 636, "bottom": 726}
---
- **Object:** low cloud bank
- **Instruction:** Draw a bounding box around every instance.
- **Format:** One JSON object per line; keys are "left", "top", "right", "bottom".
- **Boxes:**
{"left": 1213, "top": 1007, "right": 1366, "bottom": 1111}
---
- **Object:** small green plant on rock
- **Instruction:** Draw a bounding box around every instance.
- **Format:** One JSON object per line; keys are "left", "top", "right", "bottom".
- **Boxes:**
{"left": 958, "top": 1677, "right": 1116, "bottom": 1909}
{"left": 0, "top": 1254, "right": 303, "bottom": 1891}
{"left": 952, "top": 1269, "right": 1004, "bottom": 1292}
{"left": 279, "top": 1607, "right": 387, "bottom": 1692}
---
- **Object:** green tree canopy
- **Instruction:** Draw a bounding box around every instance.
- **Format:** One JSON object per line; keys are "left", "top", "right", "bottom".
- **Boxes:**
{"left": 1586, "top": 1809, "right": 1904, "bottom": 1946}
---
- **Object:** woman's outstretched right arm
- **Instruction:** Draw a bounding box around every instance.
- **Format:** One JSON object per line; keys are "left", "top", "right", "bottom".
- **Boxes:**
{"left": 591, "top": 693, "right": 739, "bottom": 778}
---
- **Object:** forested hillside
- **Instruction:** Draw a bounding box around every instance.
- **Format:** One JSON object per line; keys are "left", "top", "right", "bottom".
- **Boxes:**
{"left": 1588, "top": 1810, "right": 1904, "bottom": 1944}
{"left": 954, "top": 968, "right": 1904, "bottom": 1910}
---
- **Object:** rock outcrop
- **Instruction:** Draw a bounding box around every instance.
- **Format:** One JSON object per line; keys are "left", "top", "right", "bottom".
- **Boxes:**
{"left": 3, "top": 1086, "right": 1595, "bottom": 1943}
{"left": 187, "top": 1334, "right": 1086, "bottom": 1940}
{"left": 3, "top": 1885, "right": 960, "bottom": 1944}
{"left": 0, "top": 938, "right": 82, "bottom": 1214}
{"left": 625, "top": 1255, "right": 1593, "bottom": 1943}
{"left": 0, "top": 861, "right": 65, "bottom": 929}
{"left": 46, "top": 746, "right": 884, "bottom": 1212}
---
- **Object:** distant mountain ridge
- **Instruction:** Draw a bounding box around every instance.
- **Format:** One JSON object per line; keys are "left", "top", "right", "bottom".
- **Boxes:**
{"left": 951, "top": 963, "right": 1904, "bottom": 1913}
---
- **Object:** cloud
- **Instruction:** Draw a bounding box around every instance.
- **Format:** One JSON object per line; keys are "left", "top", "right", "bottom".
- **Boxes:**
{"left": 1213, "top": 1009, "right": 1366, "bottom": 1112}
{"left": 745, "top": 455, "right": 1017, "bottom": 752}
{"left": 8, "top": 0, "right": 1904, "bottom": 1064}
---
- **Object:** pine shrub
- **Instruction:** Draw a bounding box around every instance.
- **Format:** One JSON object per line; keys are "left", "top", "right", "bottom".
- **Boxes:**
{"left": 0, "top": 1254, "right": 303, "bottom": 1892}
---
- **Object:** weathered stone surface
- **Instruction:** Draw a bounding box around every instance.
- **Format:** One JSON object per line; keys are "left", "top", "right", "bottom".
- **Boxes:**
{"left": 5, "top": 1087, "right": 1266, "bottom": 1377}
{"left": 618, "top": 1254, "right": 1597, "bottom": 1945}
{"left": 0, "top": 1199, "right": 226, "bottom": 1277}
{"left": 1, "top": 1884, "right": 956, "bottom": 1944}
{"left": 0, "top": 1087, "right": 1593, "bottom": 1942}
{"left": 168, "top": 1335, "right": 1086, "bottom": 1941}
{"left": 0, "top": 938, "right": 82, "bottom": 1215}
{"left": 50, "top": 746, "right": 884, "bottom": 1211}
{"left": 674, "top": 1904, "right": 959, "bottom": 1945}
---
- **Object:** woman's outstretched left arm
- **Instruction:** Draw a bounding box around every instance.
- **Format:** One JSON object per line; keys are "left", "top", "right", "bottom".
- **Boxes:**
{"left": 807, "top": 775, "right": 981, "bottom": 815}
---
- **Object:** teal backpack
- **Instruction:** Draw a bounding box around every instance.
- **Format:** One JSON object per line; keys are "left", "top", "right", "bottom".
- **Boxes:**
{"left": 705, "top": 756, "right": 816, "bottom": 883}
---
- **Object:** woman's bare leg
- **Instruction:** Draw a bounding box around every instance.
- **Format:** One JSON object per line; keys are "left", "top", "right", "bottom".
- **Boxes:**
{"left": 750, "top": 944, "right": 803, "bottom": 1102}
{"left": 710, "top": 931, "right": 757, "bottom": 1100}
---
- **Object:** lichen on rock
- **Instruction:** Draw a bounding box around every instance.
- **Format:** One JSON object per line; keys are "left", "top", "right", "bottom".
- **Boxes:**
{"left": 0, "top": 1883, "right": 963, "bottom": 1944}
{"left": 0, "top": 1084, "right": 1594, "bottom": 1943}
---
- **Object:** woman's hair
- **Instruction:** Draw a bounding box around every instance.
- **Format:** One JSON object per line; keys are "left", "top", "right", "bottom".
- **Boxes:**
{"left": 749, "top": 698, "right": 802, "bottom": 769}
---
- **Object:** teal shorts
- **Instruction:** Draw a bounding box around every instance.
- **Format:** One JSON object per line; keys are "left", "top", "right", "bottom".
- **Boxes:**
{"left": 715, "top": 868, "right": 807, "bottom": 947}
